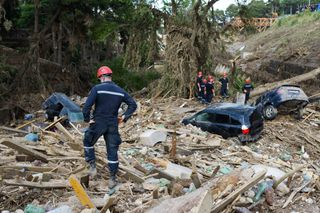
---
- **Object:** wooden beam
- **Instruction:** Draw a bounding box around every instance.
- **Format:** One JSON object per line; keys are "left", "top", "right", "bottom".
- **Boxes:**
{"left": 211, "top": 170, "right": 266, "bottom": 213}
{"left": 55, "top": 122, "right": 75, "bottom": 142}
{"left": 1, "top": 165, "right": 56, "bottom": 173}
{"left": 0, "top": 126, "right": 28, "bottom": 134}
{"left": 43, "top": 116, "right": 66, "bottom": 130}
{"left": 16, "top": 155, "right": 36, "bottom": 162}
{"left": 120, "top": 166, "right": 145, "bottom": 184}
{"left": 3, "top": 179, "right": 67, "bottom": 189}
{"left": 0, "top": 138, "right": 48, "bottom": 162}
{"left": 100, "top": 197, "right": 115, "bottom": 213}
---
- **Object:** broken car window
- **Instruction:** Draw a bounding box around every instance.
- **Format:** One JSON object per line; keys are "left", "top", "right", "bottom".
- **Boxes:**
{"left": 195, "top": 112, "right": 209, "bottom": 122}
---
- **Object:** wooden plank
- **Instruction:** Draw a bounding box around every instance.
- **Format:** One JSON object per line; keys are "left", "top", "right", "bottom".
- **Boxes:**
{"left": 100, "top": 197, "right": 115, "bottom": 213}
{"left": 1, "top": 165, "right": 56, "bottom": 173}
{"left": 210, "top": 170, "right": 266, "bottom": 213}
{"left": 43, "top": 116, "right": 66, "bottom": 130}
{"left": 16, "top": 120, "right": 36, "bottom": 130}
{"left": 120, "top": 166, "right": 145, "bottom": 184}
{"left": 55, "top": 121, "right": 75, "bottom": 141}
{"left": 149, "top": 168, "right": 175, "bottom": 181}
{"left": 0, "top": 126, "right": 28, "bottom": 134}
{"left": 68, "top": 175, "right": 96, "bottom": 209}
{"left": 16, "top": 155, "right": 36, "bottom": 162}
{"left": 3, "top": 179, "right": 67, "bottom": 189}
{"left": 0, "top": 138, "right": 49, "bottom": 163}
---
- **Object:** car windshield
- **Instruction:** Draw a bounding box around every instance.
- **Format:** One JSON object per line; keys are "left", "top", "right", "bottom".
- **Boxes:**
{"left": 195, "top": 112, "right": 209, "bottom": 121}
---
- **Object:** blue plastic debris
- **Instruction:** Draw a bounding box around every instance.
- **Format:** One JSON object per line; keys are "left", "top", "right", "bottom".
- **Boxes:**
{"left": 219, "top": 166, "right": 233, "bottom": 175}
{"left": 42, "top": 93, "right": 84, "bottom": 122}
{"left": 25, "top": 133, "right": 39, "bottom": 142}
{"left": 24, "top": 114, "right": 34, "bottom": 120}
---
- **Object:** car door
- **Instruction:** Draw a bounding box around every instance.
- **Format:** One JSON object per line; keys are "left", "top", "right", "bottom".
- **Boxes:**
{"left": 228, "top": 116, "right": 242, "bottom": 135}
{"left": 208, "top": 113, "right": 231, "bottom": 138}
{"left": 193, "top": 112, "right": 211, "bottom": 131}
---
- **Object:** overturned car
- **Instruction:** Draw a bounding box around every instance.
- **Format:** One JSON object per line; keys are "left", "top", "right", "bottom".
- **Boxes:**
{"left": 255, "top": 85, "right": 309, "bottom": 120}
{"left": 182, "top": 103, "right": 264, "bottom": 142}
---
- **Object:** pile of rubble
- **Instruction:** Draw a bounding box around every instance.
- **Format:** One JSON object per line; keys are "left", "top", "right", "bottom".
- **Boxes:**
{"left": 0, "top": 96, "right": 319, "bottom": 213}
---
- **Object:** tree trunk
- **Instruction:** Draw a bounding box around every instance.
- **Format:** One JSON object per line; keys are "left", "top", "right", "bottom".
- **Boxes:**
{"left": 58, "top": 22, "right": 63, "bottom": 65}
{"left": 251, "top": 67, "right": 320, "bottom": 97}
{"left": 34, "top": 0, "right": 39, "bottom": 34}
{"left": 52, "top": 24, "right": 58, "bottom": 62}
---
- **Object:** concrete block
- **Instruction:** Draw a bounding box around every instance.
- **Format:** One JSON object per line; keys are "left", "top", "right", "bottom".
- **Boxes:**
{"left": 140, "top": 130, "right": 167, "bottom": 146}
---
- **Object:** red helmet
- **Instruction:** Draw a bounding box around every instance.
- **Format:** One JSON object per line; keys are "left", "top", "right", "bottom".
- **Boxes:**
{"left": 97, "top": 66, "right": 112, "bottom": 78}
{"left": 245, "top": 78, "right": 251, "bottom": 83}
{"left": 203, "top": 79, "right": 207, "bottom": 84}
{"left": 198, "top": 71, "right": 203, "bottom": 76}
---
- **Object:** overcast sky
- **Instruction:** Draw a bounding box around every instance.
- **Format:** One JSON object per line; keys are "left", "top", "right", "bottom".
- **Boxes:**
{"left": 213, "top": 0, "right": 238, "bottom": 11}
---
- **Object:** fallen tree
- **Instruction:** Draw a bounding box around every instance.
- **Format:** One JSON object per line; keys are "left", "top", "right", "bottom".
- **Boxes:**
{"left": 251, "top": 67, "right": 320, "bottom": 97}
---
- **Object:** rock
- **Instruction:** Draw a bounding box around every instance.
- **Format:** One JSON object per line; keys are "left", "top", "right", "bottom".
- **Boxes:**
{"left": 205, "top": 139, "right": 221, "bottom": 147}
{"left": 15, "top": 210, "right": 24, "bottom": 213}
{"left": 139, "top": 146, "right": 148, "bottom": 155}
{"left": 302, "top": 152, "right": 310, "bottom": 159}
{"left": 241, "top": 52, "right": 255, "bottom": 60}
{"left": 47, "top": 205, "right": 72, "bottom": 213}
{"left": 165, "top": 162, "right": 192, "bottom": 179}
{"left": 1, "top": 211, "right": 10, "bottom": 213}
{"left": 244, "top": 189, "right": 255, "bottom": 198}
{"left": 80, "top": 209, "right": 96, "bottom": 213}
{"left": 140, "top": 130, "right": 167, "bottom": 146}
{"left": 305, "top": 198, "right": 314, "bottom": 204}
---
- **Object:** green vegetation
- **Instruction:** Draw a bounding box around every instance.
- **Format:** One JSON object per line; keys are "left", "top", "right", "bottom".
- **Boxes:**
{"left": 276, "top": 11, "right": 320, "bottom": 27}
{"left": 94, "top": 57, "right": 161, "bottom": 92}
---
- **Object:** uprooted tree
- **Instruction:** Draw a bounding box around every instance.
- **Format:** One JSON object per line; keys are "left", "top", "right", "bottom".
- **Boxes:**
{"left": 155, "top": 0, "right": 223, "bottom": 97}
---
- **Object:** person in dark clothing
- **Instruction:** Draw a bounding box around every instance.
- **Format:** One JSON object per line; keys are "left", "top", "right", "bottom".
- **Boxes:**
{"left": 200, "top": 78, "right": 207, "bottom": 102}
{"left": 196, "top": 71, "right": 203, "bottom": 100}
{"left": 82, "top": 66, "right": 137, "bottom": 189}
{"left": 205, "top": 77, "right": 215, "bottom": 103}
{"left": 242, "top": 78, "right": 254, "bottom": 104}
{"left": 219, "top": 72, "right": 229, "bottom": 99}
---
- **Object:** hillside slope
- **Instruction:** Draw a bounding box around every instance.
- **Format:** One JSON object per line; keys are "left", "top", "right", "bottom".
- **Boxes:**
{"left": 229, "top": 12, "right": 320, "bottom": 95}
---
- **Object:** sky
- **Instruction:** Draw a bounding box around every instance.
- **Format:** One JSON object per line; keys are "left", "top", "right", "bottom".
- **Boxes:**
{"left": 213, "top": 0, "right": 238, "bottom": 11}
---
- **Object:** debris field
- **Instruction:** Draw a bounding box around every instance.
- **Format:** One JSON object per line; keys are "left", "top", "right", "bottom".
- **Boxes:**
{"left": 0, "top": 96, "right": 319, "bottom": 213}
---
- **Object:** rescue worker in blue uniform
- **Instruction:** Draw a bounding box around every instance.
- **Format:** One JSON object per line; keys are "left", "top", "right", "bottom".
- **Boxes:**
{"left": 205, "top": 76, "right": 215, "bottom": 103}
{"left": 242, "top": 78, "right": 254, "bottom": 104}
{"left": 196, "top": 71, "right": 203, "bottom": 100}
{"left": 82, "top": 66, "right": 137, "bottom": 189}
{"left": 219, "top": 72, "right": 229, "bottom": 99}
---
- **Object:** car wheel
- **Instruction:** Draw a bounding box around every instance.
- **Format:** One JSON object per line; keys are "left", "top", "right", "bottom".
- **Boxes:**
{"left": 263, "top": 105, "right": 277, "bottom": 120}
{"left": 294, "top": 107, "right": 304, "bottom": 120}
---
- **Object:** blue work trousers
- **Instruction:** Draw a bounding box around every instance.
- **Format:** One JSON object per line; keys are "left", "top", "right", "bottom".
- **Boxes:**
{"left": 83, "top": 121, "right": 121, "bottom": 176}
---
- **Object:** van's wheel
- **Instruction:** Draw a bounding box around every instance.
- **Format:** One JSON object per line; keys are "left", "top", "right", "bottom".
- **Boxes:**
{"left": 263, "top": 105, "right": 277, "bottom": 120}
{"left": 294, "top": 107, "right": 304, "bottom": 120}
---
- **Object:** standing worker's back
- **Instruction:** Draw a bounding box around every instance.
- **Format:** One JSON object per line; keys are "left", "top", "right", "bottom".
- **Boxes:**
{"left": 82, "top": 66, "right": 137, "bottom": 189}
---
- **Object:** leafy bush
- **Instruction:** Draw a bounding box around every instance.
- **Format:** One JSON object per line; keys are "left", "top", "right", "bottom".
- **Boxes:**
{"left": 92, "top": 57, "right": 161, "bottom": 92}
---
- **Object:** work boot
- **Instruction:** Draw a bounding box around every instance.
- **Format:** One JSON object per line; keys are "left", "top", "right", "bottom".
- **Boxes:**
{"left": 108, "top": 175, "right": 117, "bottom": 189}
{"left": 87, "top": 161, "right": 97, "bottom": 178}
